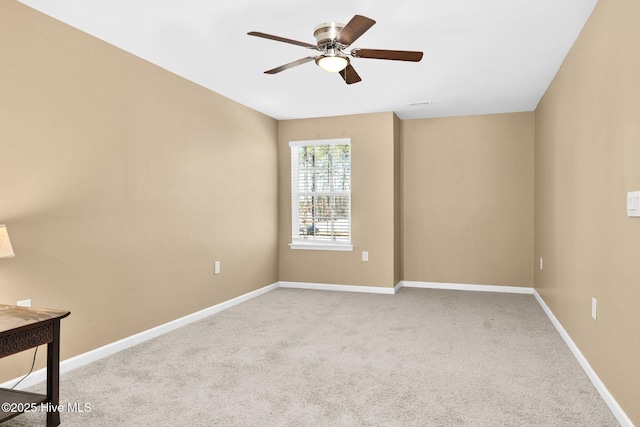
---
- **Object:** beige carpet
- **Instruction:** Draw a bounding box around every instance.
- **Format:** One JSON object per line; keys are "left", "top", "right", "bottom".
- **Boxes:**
{"left": 5, "top": 288, "right": 618, "bottom": 426}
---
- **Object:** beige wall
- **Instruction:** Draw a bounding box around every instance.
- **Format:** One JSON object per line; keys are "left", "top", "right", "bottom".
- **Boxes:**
{"left": 278, "top": 112, "right": 536, "bottom": 290}
{"left": 534, "top": 0, "right": 640, "bottom": 422}
{"left": 278, "top": 113, "right": 399, "bottom": 288}
{"left": 393, "top": 114, "right": 402, "bottom": 286}
{"left": 402, "top": 113, "right": 535, "bottom": 287}
{"left": 0, "top": 2, "right": 278, "bottom": 383}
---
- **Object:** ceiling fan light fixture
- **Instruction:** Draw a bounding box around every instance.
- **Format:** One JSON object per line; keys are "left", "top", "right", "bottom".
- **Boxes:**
{"left": 249, "top": 14, "right": 423, "bottom": 84}
{"left": 316, "top": 55, "right": 349, "bottom": 73}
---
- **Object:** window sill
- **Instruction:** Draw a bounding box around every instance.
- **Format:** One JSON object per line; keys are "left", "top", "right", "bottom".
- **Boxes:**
{"left": 289, "top": 242, "right": 353, "bottom": 252}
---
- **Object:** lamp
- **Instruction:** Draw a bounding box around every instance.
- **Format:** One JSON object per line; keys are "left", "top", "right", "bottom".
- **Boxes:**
{"left": 316, "top": 48, "right": 349, "bottom": 73}
{"left": 0, "top": 225, "right": 15, "bottom": 259}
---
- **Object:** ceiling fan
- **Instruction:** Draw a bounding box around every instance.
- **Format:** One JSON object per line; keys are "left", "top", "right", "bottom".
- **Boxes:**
{"left": 248, "top": 15, "right": 423, "bottom": 84}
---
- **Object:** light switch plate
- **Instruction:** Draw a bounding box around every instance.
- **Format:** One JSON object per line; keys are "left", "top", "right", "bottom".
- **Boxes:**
{"left": 627, "top": 191, "right": 640, "bottom": 217}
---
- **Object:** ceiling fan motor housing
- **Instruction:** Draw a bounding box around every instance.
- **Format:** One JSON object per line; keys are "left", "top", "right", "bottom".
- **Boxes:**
{"left": 313, "top": 22, "right": 346, "bottom": 49}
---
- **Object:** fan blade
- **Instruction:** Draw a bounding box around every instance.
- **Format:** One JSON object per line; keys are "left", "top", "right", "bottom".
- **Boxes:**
{"left": 339, "top": 64, "right": 362, "bottom": 85}
{"left": 335, "top": 15, "right": 376, "bottom": 46}
{"left": 248, "top": 31, "right": 317, "bottom": 50}
{"left": 264, "top": 57, "right": 316, "bottom": 74}
{"left": 351, "top": 48, "right": 423, "bottom": 62}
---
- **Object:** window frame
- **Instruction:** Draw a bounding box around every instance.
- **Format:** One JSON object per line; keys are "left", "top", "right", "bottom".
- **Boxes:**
{"left": 289, "top": 138, "right": 353, "bottom": 251}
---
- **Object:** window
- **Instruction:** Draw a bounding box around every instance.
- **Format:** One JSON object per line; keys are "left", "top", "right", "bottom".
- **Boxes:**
{"left": 289, "top": 138, "right": 352, "bottom": 251}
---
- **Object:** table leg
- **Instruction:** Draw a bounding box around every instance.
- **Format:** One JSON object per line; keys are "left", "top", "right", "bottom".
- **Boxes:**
{"left": 46, "top": 319, "right": 61, "bottom": 427}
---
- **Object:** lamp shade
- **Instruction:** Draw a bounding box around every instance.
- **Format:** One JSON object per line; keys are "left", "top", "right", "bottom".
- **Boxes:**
{"left": 0, "top": 225, "right": 15, "bottom": 258}
{"left": 316, "top": 55, "right": 349, "bottom": 73}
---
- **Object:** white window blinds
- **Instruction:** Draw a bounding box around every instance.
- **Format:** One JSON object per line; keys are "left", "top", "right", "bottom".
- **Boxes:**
{"left": 289, "top": 138, "right": 352, "bottom": 251}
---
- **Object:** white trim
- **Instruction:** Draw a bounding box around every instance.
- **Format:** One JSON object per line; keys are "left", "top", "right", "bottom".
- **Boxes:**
{"left": 1, "top": 282, "right": 280, "bottom": 390}
{"left": 393, "top": 281, "right": 403, "bottom": 294}
{"left": 400, "top": 280, "right": 534, "bottom": 294}
{"left": 533, "top": 290, "right": 634, "bottom": 427}
{"left": 289, "top": 138, "right": 351, "bottom": 148}
{"left": 289, "top": 242, "right": 353, "bottom": 251}
{"left": 279, "top": 281, "right": 397, "bottom": 295}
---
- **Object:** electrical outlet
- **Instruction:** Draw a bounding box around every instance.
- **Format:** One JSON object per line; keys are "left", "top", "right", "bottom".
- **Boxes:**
{"left": 539, "top": 257, "right": 543, "bottom": 270}
{"left": 214, "top": 261, "right": 221, "bottom": 275}
{"left": 591, "top": 298, "right": 597, "bottom": 320}
{"left": 362, "top": 251, "right": 368, "bottom": 262}
{"left": 17, "top": 299, "right": 32, "bottom": 307}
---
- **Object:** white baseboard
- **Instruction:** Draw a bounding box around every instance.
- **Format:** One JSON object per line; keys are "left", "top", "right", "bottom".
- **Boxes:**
{"left": 393, "top": 281, "right": 403, "bottom": 294}
{"left": 1, "top": 282, "right": 280, "bottom": 390}
{"left": 278, "top": 281, "right": 397, "bottom": 294}
{"left": 400, "top": 280, "right": 534, "bottom": 294}
{"left": 533, "top": 290, "right": 633, "bottom": 427}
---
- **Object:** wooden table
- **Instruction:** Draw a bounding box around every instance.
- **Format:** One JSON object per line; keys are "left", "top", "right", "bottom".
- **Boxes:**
{"left": 0, "top": 305, "right": 70, "bottom": 427}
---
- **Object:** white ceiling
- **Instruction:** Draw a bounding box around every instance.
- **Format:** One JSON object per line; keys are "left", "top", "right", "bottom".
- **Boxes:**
{"left": 17, "top": 0, "right": 597, "bottom": 121}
